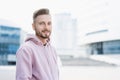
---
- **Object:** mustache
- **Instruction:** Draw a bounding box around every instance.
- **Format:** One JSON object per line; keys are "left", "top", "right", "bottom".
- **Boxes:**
{"left": 42, "top": 30, "right": 50, "bottom": 32}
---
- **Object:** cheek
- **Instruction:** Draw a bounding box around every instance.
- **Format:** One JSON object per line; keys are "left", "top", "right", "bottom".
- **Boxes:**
{"left": 49, "top": 26, "right": 52, "bottom": 30}
{"left": 36, "top": 25, "right": 43, "bottom": 31}
{"left": 34, "top": 26, "right": 41, "bottom": 32}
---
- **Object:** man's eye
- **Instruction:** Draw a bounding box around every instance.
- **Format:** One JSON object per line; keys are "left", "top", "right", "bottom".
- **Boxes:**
{"left": 39, "top": 22, "right": 44, "bottom": 25}
{"left": 48, "top": 22, "right": 51, "bottom": 25}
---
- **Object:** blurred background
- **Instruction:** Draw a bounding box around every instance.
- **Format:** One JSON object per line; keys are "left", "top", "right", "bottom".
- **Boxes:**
{"left": 0, "top": 0, "right": 120, "bottom": 80}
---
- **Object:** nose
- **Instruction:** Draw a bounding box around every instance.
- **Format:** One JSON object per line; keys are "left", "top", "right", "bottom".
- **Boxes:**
{"left": 44, "top": 24, "right": 49, "bottom": 29}
{"left": 44, "top": 23, "right": 51, "bottom": 29}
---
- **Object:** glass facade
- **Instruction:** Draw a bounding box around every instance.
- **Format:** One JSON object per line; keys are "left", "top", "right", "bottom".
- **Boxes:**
{"left": 88, "top": 40, "right": 120, "bottom": 55}
{"left": 103, "top": 40, "right": 120, "bottom": 54}
{"left": 0, "top": 25, "right": 20, "bottom": 65}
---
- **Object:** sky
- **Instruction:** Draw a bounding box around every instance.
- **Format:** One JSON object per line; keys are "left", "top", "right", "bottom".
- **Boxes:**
{"left": 0, "top": 0, "right": 120, "bottom": 35}
{"left": 0, "top": 0, "right": 81, "bottom": 33}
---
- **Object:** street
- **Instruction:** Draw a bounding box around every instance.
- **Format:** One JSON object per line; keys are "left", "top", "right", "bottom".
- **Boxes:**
{"left": 60, "top": 66, "right": 120, "bottom": 80}
{"left": 0, "top": 57, "right": 120, "bottom": 80}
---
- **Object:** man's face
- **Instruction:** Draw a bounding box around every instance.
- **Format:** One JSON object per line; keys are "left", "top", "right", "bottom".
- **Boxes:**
{"left": 32, "top": 14, "right": 52, "bottom": 39}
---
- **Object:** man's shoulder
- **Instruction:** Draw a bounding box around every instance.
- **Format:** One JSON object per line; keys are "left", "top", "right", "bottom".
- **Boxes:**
{"left": 16, "top": 41, "right": 33, "bottom": 56}
{"left": 18, "top": 41, "right": 33, "bottom": 51}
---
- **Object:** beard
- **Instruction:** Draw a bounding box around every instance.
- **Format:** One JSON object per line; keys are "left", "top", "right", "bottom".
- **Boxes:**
{"left": 36, "top": 29, "right": 51, "bottom": 39}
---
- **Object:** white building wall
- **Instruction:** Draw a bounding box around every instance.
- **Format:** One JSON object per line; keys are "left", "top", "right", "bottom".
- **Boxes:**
{"left": 77, "top": 0, "right": 120, "bottom": 45}
{"left": 52, "top": 13, "right": 77, "bottom": 56}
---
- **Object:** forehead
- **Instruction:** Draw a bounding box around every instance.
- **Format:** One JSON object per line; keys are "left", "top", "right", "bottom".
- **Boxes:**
{"left": 35, "top": 14, "right": 51, "bottom": 22}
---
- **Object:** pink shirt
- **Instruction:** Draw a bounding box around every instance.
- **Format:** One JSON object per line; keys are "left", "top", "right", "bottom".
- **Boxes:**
{"left": 16, "top": 34, "right": 59, "bottom": 80}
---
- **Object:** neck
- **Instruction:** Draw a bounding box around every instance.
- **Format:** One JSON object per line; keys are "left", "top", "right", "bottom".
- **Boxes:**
{"left": 36, "top": 35, "right": 48, "bottom": 45}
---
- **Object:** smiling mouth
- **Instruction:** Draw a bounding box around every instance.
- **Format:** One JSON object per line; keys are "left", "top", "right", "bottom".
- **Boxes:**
{"left": 42, "top": 31, "right": 50, "bottom": 36}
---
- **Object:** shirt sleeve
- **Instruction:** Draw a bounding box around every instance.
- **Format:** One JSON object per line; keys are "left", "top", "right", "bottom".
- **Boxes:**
{"left": 16, "top": 46, "right": 33, "bottom": 80}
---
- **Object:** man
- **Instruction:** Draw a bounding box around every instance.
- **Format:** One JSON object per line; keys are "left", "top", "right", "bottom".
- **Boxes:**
{"left": 16, "top": 8, "right": 60, "bottom": 80}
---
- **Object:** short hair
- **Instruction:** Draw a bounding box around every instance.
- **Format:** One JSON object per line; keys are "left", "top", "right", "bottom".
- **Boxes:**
{"left": 33, "top": 8, "right": 50, "bottom": 21}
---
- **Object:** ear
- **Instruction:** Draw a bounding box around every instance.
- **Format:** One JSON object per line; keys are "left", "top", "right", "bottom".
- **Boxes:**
{"left": 32, "top": 23, "right": 35, "bottom": 30}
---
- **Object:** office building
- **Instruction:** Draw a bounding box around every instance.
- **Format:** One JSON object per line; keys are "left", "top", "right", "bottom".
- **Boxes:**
{"left": 77, "top": 0, "right": 120, "bottom": 55}
{"left": 0, "top": 19, "right": 22, "bottom": 65}
{"left": 52, "top": 13, "right": 78, "bottom": 57}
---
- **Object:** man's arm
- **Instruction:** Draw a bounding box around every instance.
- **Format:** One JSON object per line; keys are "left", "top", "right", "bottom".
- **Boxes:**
{"left": 16, "top": 46, "right": 32, "bottom": 80}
